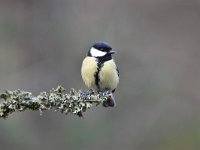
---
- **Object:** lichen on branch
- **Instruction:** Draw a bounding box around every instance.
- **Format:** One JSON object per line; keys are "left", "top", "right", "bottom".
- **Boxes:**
{"left": 0, "top": 86, "right": 107, "bottom": 119}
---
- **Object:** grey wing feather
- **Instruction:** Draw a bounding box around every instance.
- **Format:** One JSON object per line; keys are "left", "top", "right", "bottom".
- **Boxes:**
{"left": 116, "top": 68, "right": 119, "bottom": 77}
{"left": 112, "top": 67, "right": 119, "bottom": 93}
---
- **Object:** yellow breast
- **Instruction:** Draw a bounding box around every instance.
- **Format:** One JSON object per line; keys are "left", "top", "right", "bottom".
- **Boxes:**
{"left": 81, "top": 57, "right": 119, "bottom": 92}
{"left": 99, "top": 59, "right": 119, "bottom": 91}
{"left": 81, "top": 57, "right": 97, "bottom": 88}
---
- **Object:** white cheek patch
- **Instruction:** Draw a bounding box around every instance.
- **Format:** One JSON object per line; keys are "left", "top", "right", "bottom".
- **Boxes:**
{"left": 90, "top": 47, "right": 106, "bottom": 57}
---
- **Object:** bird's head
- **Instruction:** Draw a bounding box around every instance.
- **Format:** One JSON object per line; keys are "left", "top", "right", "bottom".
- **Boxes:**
{"left": 87, "top": 41, "right": 116, "bottom": 58}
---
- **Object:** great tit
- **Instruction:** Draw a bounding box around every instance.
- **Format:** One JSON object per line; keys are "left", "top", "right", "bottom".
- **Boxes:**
{"left": 81, "top": 41, "right": 119, "bottom": 107}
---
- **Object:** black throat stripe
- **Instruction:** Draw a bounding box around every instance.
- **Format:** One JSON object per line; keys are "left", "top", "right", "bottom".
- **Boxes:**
{"left": 94, "top": 55, "right": 112, "bottom": 91}
{"left": 94, "top": 61, "right": 103, "bottom": 91}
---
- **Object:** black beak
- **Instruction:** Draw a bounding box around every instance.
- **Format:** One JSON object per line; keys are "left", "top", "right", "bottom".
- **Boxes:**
{"left": 109, "top": 50, "right": 116, "bottom": 54}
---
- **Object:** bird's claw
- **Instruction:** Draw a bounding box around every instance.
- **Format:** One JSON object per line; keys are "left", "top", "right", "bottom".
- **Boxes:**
{"left": 102, "top": 90, "right": 112, "bottom": 96}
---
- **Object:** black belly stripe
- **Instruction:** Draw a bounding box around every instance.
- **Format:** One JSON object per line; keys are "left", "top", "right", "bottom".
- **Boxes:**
{"left": 94, "top": 55, "right": 112, "bottom": 91}
{"left": 94, "top": 61, "right": 103, "bottom": 91}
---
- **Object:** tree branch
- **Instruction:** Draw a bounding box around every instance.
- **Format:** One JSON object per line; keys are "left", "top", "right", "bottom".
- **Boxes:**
{"left": 0, "top": 86, "right": 107, "bottom": 119}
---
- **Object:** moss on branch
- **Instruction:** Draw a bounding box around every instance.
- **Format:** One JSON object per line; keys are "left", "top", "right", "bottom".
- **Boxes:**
{"left": 0, "top": 86, "right": 107, "bottom": 119}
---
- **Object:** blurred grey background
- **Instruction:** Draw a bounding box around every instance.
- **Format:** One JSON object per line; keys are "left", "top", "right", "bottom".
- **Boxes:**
{"left": 0, "top": 0, "right": 200, "bottom": 150}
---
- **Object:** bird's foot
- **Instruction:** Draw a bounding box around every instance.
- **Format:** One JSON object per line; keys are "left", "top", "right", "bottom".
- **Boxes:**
{"left": 102, "top": 90, "right": 112, "bottom": 96}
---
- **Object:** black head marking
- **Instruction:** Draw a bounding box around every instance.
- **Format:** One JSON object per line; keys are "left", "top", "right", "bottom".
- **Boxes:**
{"left": 87, "top": 41, "right": 115, "bottom": 58}
{"left": 87, "top": 41, "right": 116, "bottom": 63}
{"left": 93, "top": 41, "right": 112, "bottom": 52}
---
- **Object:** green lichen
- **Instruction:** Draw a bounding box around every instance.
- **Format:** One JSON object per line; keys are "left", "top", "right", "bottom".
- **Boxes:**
{"left": 0, "top": 86, "right": 107, "bottom": 119}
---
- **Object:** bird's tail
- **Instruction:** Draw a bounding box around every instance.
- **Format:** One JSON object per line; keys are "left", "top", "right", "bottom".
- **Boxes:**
{"left": 102, "top": 92, "right": 116, "bottom": 107}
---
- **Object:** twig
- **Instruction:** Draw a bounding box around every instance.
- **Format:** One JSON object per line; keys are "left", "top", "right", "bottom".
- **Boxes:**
{"left": 0, "top": 86, "right": 107, "bottom": 119}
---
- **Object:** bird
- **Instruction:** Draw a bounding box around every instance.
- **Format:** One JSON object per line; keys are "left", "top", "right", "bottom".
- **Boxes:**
{"left": 81, "top": 41, "right": 119, "bottom": 107}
